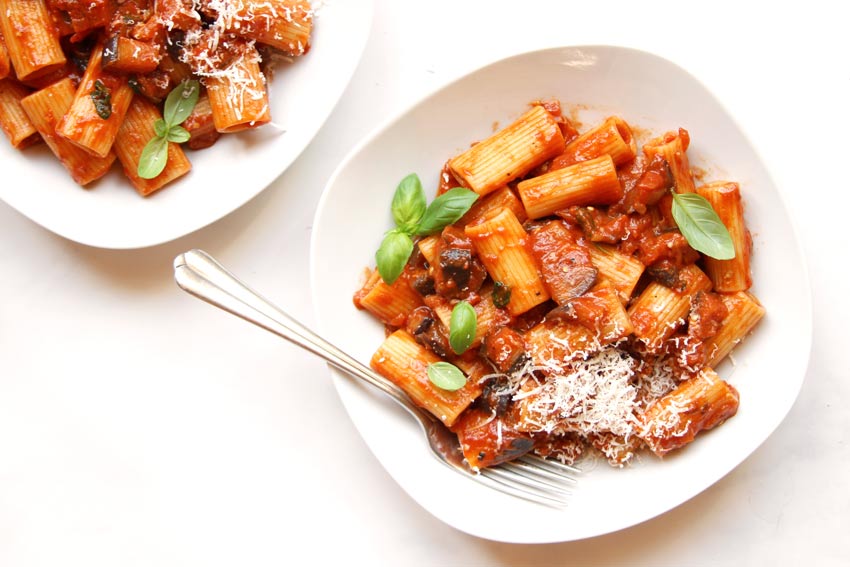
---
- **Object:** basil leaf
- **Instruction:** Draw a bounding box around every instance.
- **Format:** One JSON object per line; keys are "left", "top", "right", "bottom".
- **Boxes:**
{"left": 427, "top": 361, "right": 467, "bottom": 391}
{"left": 670, "top": 191, "right": 736, "bottom": 260}
{"left": 137, "top": 136, "right": 169, "bottom": 179}
{"left": 391, "top": 173, "right": 427, "bottom": 233}
{"left": 492, "top": 282, "right": 511, "bottom": 309}
{"left": 153, "top": 119, "right": 169, "bottom": 138}
{"left": 375, "top": 230, "right": 414, "bottom": 285}
{"left": 415, "top": 188, "right": 478, "bottom": 236}
{"left": 163, "top": 79, "right": 200, "bottom": 127}
{"left": 90, "top": 79, "right": 112, "bottom": 119}
{"left": 449, "top": 301, "right": 477, "bottom": 354}
{"left": 166, "top": 125, "right": 191, "bottom": 143}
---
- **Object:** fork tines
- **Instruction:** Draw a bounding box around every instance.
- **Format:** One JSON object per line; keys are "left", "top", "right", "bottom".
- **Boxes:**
{"left": 477, "top": 456, "right": 579, "bottom": 507}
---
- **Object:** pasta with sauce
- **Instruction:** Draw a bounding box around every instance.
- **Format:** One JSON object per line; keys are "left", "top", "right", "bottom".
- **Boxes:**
{"left": 0, "top": 0, "right": 313, "bottom": 195}
{"left": 354, "top": 101, "right": 764, "bottom": 469}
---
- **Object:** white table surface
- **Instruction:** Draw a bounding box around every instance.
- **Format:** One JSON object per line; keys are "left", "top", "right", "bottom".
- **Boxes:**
{"left": 2, "top": 1, "right": 848, "bottom": 565}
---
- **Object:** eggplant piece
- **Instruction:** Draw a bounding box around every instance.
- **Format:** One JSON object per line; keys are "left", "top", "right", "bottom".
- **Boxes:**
{"left": 622, "top": 154, "right": 673, "bottom": 214}
{"left": 440, "top": 247, "right": 473, "bottom": 289}
{"left": 102, "top": 35, "right": 161, "bottom": 74}
{"left": 411, "top": 274, "right": 436, "bottom": 297}
{"left": 405, "top": 306, "right": 450, "bottom": 358}
{"left": 528, "top": 220, "right": 598, "bottom": 303}
{"left": 474, "top": 376, "right": 513, "bottom": 417}
{"left": 483, "top": 326, "right": 528, "bottom": 374}
{"left": 433, "top": 227, "right": 487, "bottom": 298}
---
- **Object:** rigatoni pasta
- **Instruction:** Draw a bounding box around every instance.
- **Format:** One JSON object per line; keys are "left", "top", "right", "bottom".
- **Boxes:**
{"left": 0, "top": 79, "right": 38, "bottom": 148}
{"left": 704, "top": 291, "right": 765, "bottom": 368}
{"left": 0, "top": 32, "right": 11, "bottom": 80}
{"left": 643, "top": 128, "right": 696, "bottom": 193}
{"left": 0, "top": 0, "right": 66, "bottom": 82}
{"left": 517, "top": 154, "right": 621, "bottom": 219}
{"left": 551, "top": 115, "right": 637, "bottom": 169}
{"left": 56, "top": 40, "right": 134, "bottom": 158}
{"left": 371, "top": 330, "right": 481, "bottom": 427}
{"left": 217, "top": 0, "right": 314, "bottom": 56}
{"left": 203, "top": 41, "right": 271, "bottom": 133}
{"left": 449, "top": 105, "right": 565, "bottom": 197}
{"left": 697, "top": 181, "right": 752, "bottom": 292}
{"left": 627, "top": 264, "right": 713, "bottom": 353}
{"left": 464, "top": 207, "right": 550, "bottom": 316}
{"left": 20, "top": 78, "right": 115, "bottom": 186}
{"left": 113, "top": 97, "right": 192, "bottom": 196}
{"left": 355, "top": 101, "right": 764, "bottom": 471}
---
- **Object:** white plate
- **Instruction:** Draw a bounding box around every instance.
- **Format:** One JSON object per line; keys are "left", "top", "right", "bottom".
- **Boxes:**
{"left": 310, "top": 46, "right": 812, "bottom": 543}
{"left": 0, "top": 0, "right": 373, "bottom": 249}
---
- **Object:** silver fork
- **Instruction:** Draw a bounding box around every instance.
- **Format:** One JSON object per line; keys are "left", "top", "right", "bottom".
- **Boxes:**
{"left": 173, "top": 249, "right": 579, "bottom": 507}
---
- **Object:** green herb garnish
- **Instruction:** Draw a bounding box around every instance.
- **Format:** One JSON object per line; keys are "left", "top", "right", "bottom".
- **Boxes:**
{"left": 492, "top": 281, "right": 511, "bottom": 309}
{"left": 376, "top": 229, "right": 414, "bottom": 285}
{"left": 90, "top": 79, "right": 112, "bottom": 119}
{"left": 426, "top": 361, "right": 467, "bottom": 391}
{"left": 137, "top": 80, "right": 199, "bottom": 179}
{"left": 391, "top": 173, "right": 428, "bottom": 233}
{"left": 375, "top": 174, "right": 478, "bottom": 284}
{"left": 670, "top": 190, "right": 735, "bottom": 260}
{"left": 448, "top": 301, "right": 477, "bottom": 354}
{"left": 415, "top": 188, "right": 480, "bottom": 236}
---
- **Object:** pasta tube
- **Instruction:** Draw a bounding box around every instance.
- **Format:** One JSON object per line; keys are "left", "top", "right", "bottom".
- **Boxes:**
{"left": 628, "top": 264, "right": 712, "bottom": 353}
{"left": 643, "top": 128, "right": 695, "bottom": 194}
{"left": 697, "top": 181, "right": 752, "bottom": 291}
{"left": 56, "top": 41, "right": 135, "bottom": 158}
{"left": 0, "top": 78, "right": 38, "bottom": 148}
{"left": 449, "top": 105, "right": 565, "bottom": 197}
{"left": 465, "top": 207, "right": 550, "bottom": 316}
{"left": 113, "top": 96, "right": 192, "bottom": 196}
{"left": 638, "top": 367, "right": 739, "bottom": 456}
{"left": 0, "top": 0, "right": 66, "bottom": 81}
{"left": 371, "top": 330, "right": 481, "bottom": 427}
{"left": 704, "top": 291, "right": 765, "bottom": 368}
{"left": 20, "top": 78, "right": 115, "bottom": 185}
{"left": 204, "top": 42, "right": 271, "bottom": 133}
{"left": 517, "top": 155, "right": 622, "bottom": 219}
{"left": 551, "top": 116, "right": 637, "bottom": 169}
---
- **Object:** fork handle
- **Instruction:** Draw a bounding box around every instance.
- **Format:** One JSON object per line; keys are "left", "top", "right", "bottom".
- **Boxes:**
{"left": 173, "top": 249, "right": 419, "bottom": 413}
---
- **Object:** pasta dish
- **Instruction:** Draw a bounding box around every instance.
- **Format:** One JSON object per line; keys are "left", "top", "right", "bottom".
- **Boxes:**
{"left": 354, "top": 100, "right": 764, "bottom": 469}
{"left": 0, "top": 0, "right": 313, "bottom": 195}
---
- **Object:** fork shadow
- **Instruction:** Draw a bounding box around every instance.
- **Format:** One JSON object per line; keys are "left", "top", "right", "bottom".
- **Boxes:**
{"left": 52, "top": 179, "right": 279, "bottom": 294}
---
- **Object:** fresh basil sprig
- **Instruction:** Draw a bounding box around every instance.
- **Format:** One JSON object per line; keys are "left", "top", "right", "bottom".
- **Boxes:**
{"left": 90, "top": 80, "right": 112, "bottom": 119}
{"left": 449, "top": 301, "right": 477, "bottom": 354}
{"left": 492, "top": 281, "right": 511, "bottom": 309}
{"left": 138, "top": 80, "right": 200, "bottom": 179}
{"left": 392, "top": 173, "right": 427, "bottom": 233}
{"left": 670, "top": 190, "right": 735, "bottom": 260}
{"left": 426, "top": 361, "right": 467, "bottom": 391}
{"left": 416, "top": 188, "right": 480, "bottom": 236}
{"left": 376, "top": 229, "right": 414, "bottom": 285}
{"left": 375, "top": 174, "right": 478, "bottom": 284}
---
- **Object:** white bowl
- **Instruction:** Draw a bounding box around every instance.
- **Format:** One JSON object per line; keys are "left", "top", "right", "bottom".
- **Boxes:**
{"left": 0, "top": 0, "right": 373, "bottom": 249}
{"left": 310, "top": 45, "right": 811, "bottom": 543}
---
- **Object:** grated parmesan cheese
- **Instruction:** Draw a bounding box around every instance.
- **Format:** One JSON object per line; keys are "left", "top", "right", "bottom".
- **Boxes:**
{"left": 506, "top": 346, "right": 639, "bottom": 438}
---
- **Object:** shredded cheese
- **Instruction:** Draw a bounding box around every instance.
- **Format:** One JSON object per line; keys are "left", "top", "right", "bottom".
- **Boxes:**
{"left": 502, "top": 346, "right": 639, "bottom": 438}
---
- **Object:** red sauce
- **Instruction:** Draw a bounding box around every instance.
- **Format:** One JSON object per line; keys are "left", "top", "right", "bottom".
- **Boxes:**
{"left": 451, "top": 408, "right": 534, "bottom": 469}
{"left": 436, "top": 161, "right": 464, "bottom": 196}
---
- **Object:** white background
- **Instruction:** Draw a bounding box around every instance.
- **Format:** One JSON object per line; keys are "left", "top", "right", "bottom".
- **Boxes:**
{"left": 1, "top": 1, "right": 848, "bottom": 565}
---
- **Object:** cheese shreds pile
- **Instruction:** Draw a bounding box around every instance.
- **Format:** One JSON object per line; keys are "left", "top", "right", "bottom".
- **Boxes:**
{"left": 634, "top": 356, "right": 679, "bottom": 409}
{"left": 506, "top": 346, "right": 640, "bottom": 438}
{"left": 178, "top": 0, "right": 312, "bottom": 113}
